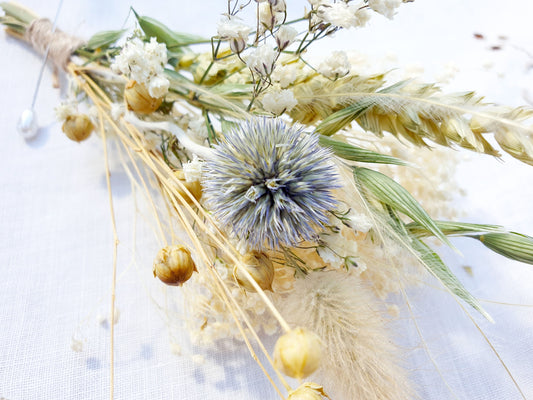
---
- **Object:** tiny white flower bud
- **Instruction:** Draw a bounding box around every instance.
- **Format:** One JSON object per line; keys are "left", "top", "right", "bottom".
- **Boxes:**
{"left": 270, "top": 0, "right": 286, "bottom": 13}
{"left": 317, "top": 51, "right": 351, "bottom": 79}
{"left": 261, "top": 88, "right": 298, "bottom": 115}
{"left": 217, "top": 17, "right": 251, "bottom": 54}
{"left": 275, "top": 25, "right": 298, "bottom": 51}
{"left": 147, "top": 74, "right": 170, "bottom": 98}
{"left": 246, "top": 44, "right": 277, "bottom": 76}
{"left": 259, "top": 2, "right": 277, "bottom": 32}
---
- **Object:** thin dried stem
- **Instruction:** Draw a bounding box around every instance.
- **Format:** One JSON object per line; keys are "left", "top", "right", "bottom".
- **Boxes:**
{"left": 97, "top": 108, "right": 119, "bottom": 400}
{"left": 70, "top": 66, "right": 293, "bottom": 396}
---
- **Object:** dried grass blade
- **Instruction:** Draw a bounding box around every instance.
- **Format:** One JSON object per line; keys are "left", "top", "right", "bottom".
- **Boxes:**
{"left": 406, "top": 221, "right": 504, "bottom": 238}
{"left": 476, "top": 232, "right": 533, "bottom": 265}
{"left": 319, "top": 135, "right": 408, "bottom": 165}
{"left": 353, "top": 167, "right": 453, "bottom": 248}
{"left": 412, "top": 238, "right": 492, "bottom": 322}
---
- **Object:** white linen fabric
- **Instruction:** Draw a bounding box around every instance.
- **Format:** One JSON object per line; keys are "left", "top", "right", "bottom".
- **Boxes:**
{"left": 0, "top": 1, "right": 532, "bottom": 399}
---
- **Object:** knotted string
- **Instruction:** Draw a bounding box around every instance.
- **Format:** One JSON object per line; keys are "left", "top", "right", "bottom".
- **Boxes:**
{"left": 24, "top": 18, "right": 85, "bottom": 70}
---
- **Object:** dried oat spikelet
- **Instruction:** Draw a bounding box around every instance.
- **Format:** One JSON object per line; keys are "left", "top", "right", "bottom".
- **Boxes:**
{"left": 301, "top": 75, "right": 533, "bottom": 165}
{"left": 276, "top": 270, "right": 411, "bottom": 400}
{"left": 153, "top": 245, "right": 197, "bottom": 286}
{"left": 470, "top": 107, "right": 533, "bottom": 165}
{"left": 273, "top": 327, "right": 322, "bottom": 380}
{"left": 233, "top": 251, "right": 274, "bottom": 292}
{"left": 124, "top": 80, "right": 163, "bottom": 114}
{"left": 62, "top": 114, "right": 94, "bottom": 142}
{"left": 290, "top": 74, "right": 384, "bottom": 125}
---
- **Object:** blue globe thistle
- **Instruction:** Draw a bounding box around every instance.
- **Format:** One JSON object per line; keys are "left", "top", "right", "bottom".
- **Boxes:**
{"left": 203, "top": 118, "right": 339, "bottom": 250}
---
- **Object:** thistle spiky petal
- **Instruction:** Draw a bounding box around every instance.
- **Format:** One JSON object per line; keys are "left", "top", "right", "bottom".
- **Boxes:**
{"left": 203, "top": 117, "right": 339, "bottom": 249}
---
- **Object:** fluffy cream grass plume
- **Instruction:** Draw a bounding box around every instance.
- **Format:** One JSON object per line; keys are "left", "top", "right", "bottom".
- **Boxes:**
{"left": 276, "top": 270, "right": 411, "bottom": 400}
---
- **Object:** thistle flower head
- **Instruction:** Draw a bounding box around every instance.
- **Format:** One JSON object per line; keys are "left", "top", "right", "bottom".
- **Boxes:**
{"left": 203, "top": 117, "right": 339, "bottom": 250}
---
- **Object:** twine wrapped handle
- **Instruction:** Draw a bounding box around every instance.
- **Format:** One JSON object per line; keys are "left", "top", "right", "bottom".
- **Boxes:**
{"left": 24, "top": 18, "right": 85, "bottom": 70}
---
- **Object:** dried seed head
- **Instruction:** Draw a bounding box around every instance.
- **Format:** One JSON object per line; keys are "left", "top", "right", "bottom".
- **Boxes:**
{"left": 233, "top": 251, "right": 274, "bottom": 292}
{"left": 288, "top": 382, "right": 329, "bottom": 400}
{"left": 62, "top": 114, "right": 94, "bottom": 142}
{"left": 173, "top": 170, "right": 203, "bottom": 204}
{"left": 124, "top": 80, "right": 163, "bottom": 114}
{"left": 153, "top": 245, "right": 197, "bottom": 286}
{"left": 273, "top": 327, "right": 322, "bottom": 380}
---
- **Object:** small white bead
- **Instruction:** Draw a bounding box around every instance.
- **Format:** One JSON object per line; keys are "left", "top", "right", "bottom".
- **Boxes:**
{"left": 17, "top": 108, "right": 39, "bottom": 140}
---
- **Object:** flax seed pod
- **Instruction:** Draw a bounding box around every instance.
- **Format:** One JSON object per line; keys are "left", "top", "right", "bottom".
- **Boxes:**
{"left": 153, "top": 245, "right": 197, "bottom": 286}
{"left": 233, "top": 251, "right": 274, "bottom": 292}
{"left": 124, "top": 80, "right": 163, "bottom": 114}
{"left": 273, "top": 327, "right": 322, "bottom": 380}
{"left": 62, "top": 114, "right": 94, "bottom": 142}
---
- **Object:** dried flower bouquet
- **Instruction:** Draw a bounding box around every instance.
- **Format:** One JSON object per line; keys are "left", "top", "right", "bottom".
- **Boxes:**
{"left": 1, "top": 1, "right": 533, "bottom": 399}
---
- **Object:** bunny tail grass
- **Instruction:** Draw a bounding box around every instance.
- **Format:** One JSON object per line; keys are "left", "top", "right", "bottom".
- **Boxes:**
{"left": 276, "top": 270, "right": 412, "bottom": 400}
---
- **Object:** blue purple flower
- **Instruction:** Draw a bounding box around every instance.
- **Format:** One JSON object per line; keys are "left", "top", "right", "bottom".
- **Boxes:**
{"left": 203, "top": 118, "right": 339, "bottom": 249}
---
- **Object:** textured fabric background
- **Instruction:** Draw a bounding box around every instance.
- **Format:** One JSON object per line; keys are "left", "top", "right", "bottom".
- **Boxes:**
{"left": 0, "top": 1, "right": 532, "bottom": 399}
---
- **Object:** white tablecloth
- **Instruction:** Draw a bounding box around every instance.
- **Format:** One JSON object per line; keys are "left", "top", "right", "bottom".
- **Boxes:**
{"left": 1, "top": 1, "right": 532, "bottom": 399}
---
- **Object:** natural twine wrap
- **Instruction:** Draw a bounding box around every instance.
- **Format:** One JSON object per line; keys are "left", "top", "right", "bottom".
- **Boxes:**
{"left": 24, "top": 18, "right": 85, "bottom": 70}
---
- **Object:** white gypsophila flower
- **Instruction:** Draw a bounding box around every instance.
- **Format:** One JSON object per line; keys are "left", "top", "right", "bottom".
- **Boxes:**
{"left": 261, "top": 88, "right": 298, "bottom": 115}
{"left": 112, "top": 37, "right": 167, "bottom": 82}
{"left": 55, "top": 102, "right": 77, "bottom": 121}
{"left": 112, "top": 37, "right": 170, "bottom": 98}
{"left": 259, "top": 2, "right": 280, "bottom": 32}
{"left": 246, "top": 44, "right": 278, "bottom": 77}
{"left": 275, "top": 25, "right": 298, "bottom": 51}
{"left": 308, "top": 0, "right": 329, "bottom": 7}
{"left": 368, "top": 0, "right": 401, "bottom": 19}
{"left": 217, "top": 17, "right": 252, "bottom": 53}
{"left": 271, "top": 63, "right": 298, "bottom": 88}
{"left": 327, "top": 233, "right": 358, "bottom": 258}
{"left": 318, "top": 231, "right": 359, "bottom": 268}
{"left": 148, "top": 74, "right": 170, "bottom": 98}
{"left": 318, "top": 50, "right": 351, "bottom": 79}
{"left": 110, "top": 103, "right": 125, "bottom": 120}
{"left": 183, "top": 156, "right": 203, "bottom": 182}
{"left": 268, "top": 0, "right": 286, "bottom": 12}
{"left": 354, "top": 8, "right": 371, "bottom": 26}
{"left": 318, "top": 2, "right": 359, "bottom": 28}
{"left": 187, "top": 116, "right": 209, "bottom": 143}
{"left": 144, "top": 36, "right": 168, "bottom": 62}
{"left": 317, "top": 245, "right": 343, "bottom": 268}
{"left": 346, "top": 210, "right": 373, "bottom": 233}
